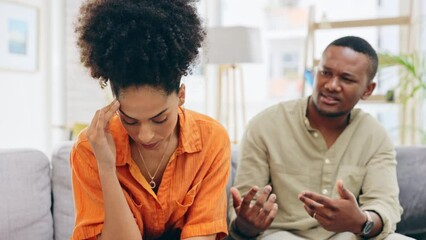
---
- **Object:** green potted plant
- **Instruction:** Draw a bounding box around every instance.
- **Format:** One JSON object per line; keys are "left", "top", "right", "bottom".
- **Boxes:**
{"left": 378, "top": 52, "right": 426, "bottom": 144}
{"left": 379, "top": 52, "right": 426, "bottom": 103}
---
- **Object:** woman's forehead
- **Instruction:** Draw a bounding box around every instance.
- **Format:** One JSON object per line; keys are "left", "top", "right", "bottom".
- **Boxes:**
{"left": 117, "top": 86, "right": 176, "bottom": 119}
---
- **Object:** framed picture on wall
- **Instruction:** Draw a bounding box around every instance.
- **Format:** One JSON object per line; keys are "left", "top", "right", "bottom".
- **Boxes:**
{"left": 0, "top": 1, "right": 38, "bottom": 72}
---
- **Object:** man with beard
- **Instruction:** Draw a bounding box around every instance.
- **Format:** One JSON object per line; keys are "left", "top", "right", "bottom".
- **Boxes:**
{"left": 228, "top": 36, "right": 411, "bottom": 240}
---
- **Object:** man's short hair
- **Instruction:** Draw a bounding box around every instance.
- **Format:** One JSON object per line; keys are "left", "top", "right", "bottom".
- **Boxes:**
{"left": 326, "top": 36, "right": 378, "bottom": 81}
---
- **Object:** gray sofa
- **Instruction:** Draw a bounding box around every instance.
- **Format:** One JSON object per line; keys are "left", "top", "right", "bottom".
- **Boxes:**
{"left": 0, "top": 142, "right": 74, "bottom": 240}
{"left": 0, "top": 142, "right": 425, "bottom": 240}
{"left": 394, "top": 147, "right": 426, "bottom": 239}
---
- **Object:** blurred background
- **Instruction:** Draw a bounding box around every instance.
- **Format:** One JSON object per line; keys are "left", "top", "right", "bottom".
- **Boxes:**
{"left": 0, "top": 0, "right": 425, "bottom": 154}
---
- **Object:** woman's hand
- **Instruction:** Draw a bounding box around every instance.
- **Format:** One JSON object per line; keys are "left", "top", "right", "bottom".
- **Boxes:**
{"left": 86, "top": 99, "right": 120, "bottom": 171}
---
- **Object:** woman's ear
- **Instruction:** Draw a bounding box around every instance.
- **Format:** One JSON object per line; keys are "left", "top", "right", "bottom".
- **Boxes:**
{"left": 178, "top": 84, "right": 186, "bottom": 106}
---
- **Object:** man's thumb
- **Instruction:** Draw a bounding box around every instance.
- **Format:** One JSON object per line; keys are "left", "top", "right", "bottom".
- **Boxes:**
{"left": 337, "top": 179, "right": 352, "bottom": 200}
{"left": 230, "top": 187, "right": 242, "bottom": 209}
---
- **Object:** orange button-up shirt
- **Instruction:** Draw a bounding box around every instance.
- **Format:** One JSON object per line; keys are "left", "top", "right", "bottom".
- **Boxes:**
{"left": 70, "top": 108, "right": 230, "bottom": 240}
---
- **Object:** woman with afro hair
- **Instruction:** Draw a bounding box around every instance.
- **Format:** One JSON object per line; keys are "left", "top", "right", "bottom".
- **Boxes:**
{"left": 70, "top": 0, "right": 230, "bottom": 239}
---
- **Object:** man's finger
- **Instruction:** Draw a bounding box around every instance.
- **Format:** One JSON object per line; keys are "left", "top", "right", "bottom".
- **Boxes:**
{"left": 263, "top": 203, "right": 278, "bottom": 228}
{"left": 251, "top": 185, "right": 272, "bottom": 213}
{"left": 303, "top": 204, "right": 315, "bottom": 217}
{"left": 256, "top": 193, "right": 276, "bottom": 220}
{"left": 241, "top": 186, "right": 259, "bottom": 208}
{"left": 299, "top": 192, "right": 324, "bottom": 207}
{"left": 230, "top": 187, "right": 242, "bottom": 209}
{"left": 299, "top": 191, "right": 334, "bottom": 209}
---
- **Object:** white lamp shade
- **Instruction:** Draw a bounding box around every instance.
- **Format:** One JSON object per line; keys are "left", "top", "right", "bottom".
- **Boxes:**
{"left": 206, "top": 26, "right": 263, "bottom": 64}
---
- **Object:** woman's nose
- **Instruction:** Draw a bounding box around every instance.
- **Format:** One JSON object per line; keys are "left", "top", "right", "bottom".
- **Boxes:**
{"left": 137, "top": 124, "right": 155, "bottom": 144}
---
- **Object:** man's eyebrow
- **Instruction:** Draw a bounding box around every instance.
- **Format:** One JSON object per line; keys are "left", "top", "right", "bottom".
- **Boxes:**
{"left": 321, "top": 65, "right": 331, "bottom": 70}
{"left": 321, "top": 65, "right": 355, "bottom": 77}
{"left": 118, "top": 108, "right": 169, "bottom": 120}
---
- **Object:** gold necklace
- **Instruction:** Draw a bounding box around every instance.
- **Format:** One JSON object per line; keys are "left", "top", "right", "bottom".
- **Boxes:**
{"left": 136, "top": 137, "right": 171, "bottom": 189}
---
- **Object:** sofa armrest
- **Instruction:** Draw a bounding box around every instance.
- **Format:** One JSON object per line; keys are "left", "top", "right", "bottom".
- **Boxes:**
{"left": 0, "top": 149, "right": 53, "bottom": 240}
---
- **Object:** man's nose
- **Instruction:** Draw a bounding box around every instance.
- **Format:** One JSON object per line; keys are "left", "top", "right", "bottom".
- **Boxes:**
{"left": 325, "top": 76, "right": 341, "bottom": 91}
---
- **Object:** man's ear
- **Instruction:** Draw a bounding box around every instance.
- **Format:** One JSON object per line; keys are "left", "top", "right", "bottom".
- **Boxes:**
{"left": 361, "top": 82, "right": 376, "bottom": 100}
{"left": 178, "top": 84, "right": 186, "bottom": 106}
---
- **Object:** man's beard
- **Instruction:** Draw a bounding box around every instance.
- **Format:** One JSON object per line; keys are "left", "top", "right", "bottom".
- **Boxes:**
{"left": 313, "top": 99, "right": 349, "bottom": 118}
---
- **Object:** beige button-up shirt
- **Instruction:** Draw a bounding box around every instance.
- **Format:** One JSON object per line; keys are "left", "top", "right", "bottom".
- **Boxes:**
{"left": 229, "top": 98, "right": 402, "bottom": 240}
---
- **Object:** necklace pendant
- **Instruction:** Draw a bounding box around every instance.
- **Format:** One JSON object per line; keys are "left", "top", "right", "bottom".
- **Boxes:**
{"left": 149, "top": 180, "right": 156, "bottom": 189}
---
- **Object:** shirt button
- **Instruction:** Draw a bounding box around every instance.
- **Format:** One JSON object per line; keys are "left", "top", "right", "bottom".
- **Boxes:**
{"left": 313, "top": 132, "right": 318, "bottom": 138}
{"left": 304, "top": 119, "right": 309, "bottom": 125}
{"left": 322, "top": 189, "right": 328, "bottom": 195}
{"left": 324, "top": 158, "right": 330, "bottom": 164}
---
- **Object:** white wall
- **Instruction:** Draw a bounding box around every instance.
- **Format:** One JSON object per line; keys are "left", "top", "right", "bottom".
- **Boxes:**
{"left": 0, "top": 0, "right": 50, "bottom": 153}
{"left": 64, "top": 0, "right": 105, "bottom": 127}
{"left": 0, "top": 0, "right": 100, "bottom": 154}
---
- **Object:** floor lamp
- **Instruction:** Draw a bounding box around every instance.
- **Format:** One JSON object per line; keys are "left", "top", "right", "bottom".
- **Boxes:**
{"left": 207, "top": 26, "right": 262, "bottom": 143}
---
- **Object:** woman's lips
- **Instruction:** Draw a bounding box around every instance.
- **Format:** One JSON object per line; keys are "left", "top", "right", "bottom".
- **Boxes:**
{"left": 140, "top": 142, "right": 158, "bottom": 149}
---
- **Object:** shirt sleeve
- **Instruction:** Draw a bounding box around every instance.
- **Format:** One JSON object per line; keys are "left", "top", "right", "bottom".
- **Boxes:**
{"left": 180, "top": 129, "right": 231, "bottom": 240}
{"left": 70, "top": 142, "right": 105, "bottom": 240}
{"left": 359, "top": 133, "right": 403, "bottom": 239}
{"left": 228, "top": 117, "right": 271, "bottom": 226}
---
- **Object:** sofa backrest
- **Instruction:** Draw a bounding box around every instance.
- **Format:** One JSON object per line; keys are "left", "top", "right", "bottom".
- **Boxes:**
{"left": 2, "top": 143, "right": 424, "bottom": 239}
{"left": 0, "top": 148, "right": 54, "bottom": 240}
{"left": 52, "top": 141, "right": 75, "bottom": 240}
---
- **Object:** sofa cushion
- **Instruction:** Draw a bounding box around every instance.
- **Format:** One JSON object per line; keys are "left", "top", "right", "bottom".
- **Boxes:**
{"left": 395, "top": 146, "right": 426, "bottom": 237}
{"left": 0, "top": 149, "right": 53, "bottom": 240}
{"left": 51, "top": 141, "right": 75, "bottom": 240}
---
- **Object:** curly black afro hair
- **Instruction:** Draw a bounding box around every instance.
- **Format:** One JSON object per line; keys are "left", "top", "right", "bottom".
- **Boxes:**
{"left": 75, "top": 0, "right": 205, "bottom": 96}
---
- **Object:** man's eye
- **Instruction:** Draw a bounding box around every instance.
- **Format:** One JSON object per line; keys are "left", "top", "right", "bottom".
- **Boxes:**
{"left": 321, "top": 71, "right": 331, "bottom": 76}
{"left": 342, "top": 77, "right": 355, "bottom": 83}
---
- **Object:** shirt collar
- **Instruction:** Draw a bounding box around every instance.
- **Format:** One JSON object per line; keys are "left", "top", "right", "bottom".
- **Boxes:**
{"left": 175, "top": 107, "right": 202, "bottom": 155}
{"left": 302, "top": 95, "right": 358, "bottom": 130}
{"left": 302, "top": 96, "right": 314, "bottom": 131}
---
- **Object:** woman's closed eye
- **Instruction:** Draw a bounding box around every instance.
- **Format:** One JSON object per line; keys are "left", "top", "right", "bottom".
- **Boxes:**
{"left": 122, "top": 118, "right": 139, "bottom": 125}
{"left": 153, "top": 117, "right": 168, "bottom": 124}
{"left": 117, "top": 110, "right": 168, "bottom": 125}
{"left": 121, "top": 118, "right": 167, "bottom": 125}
